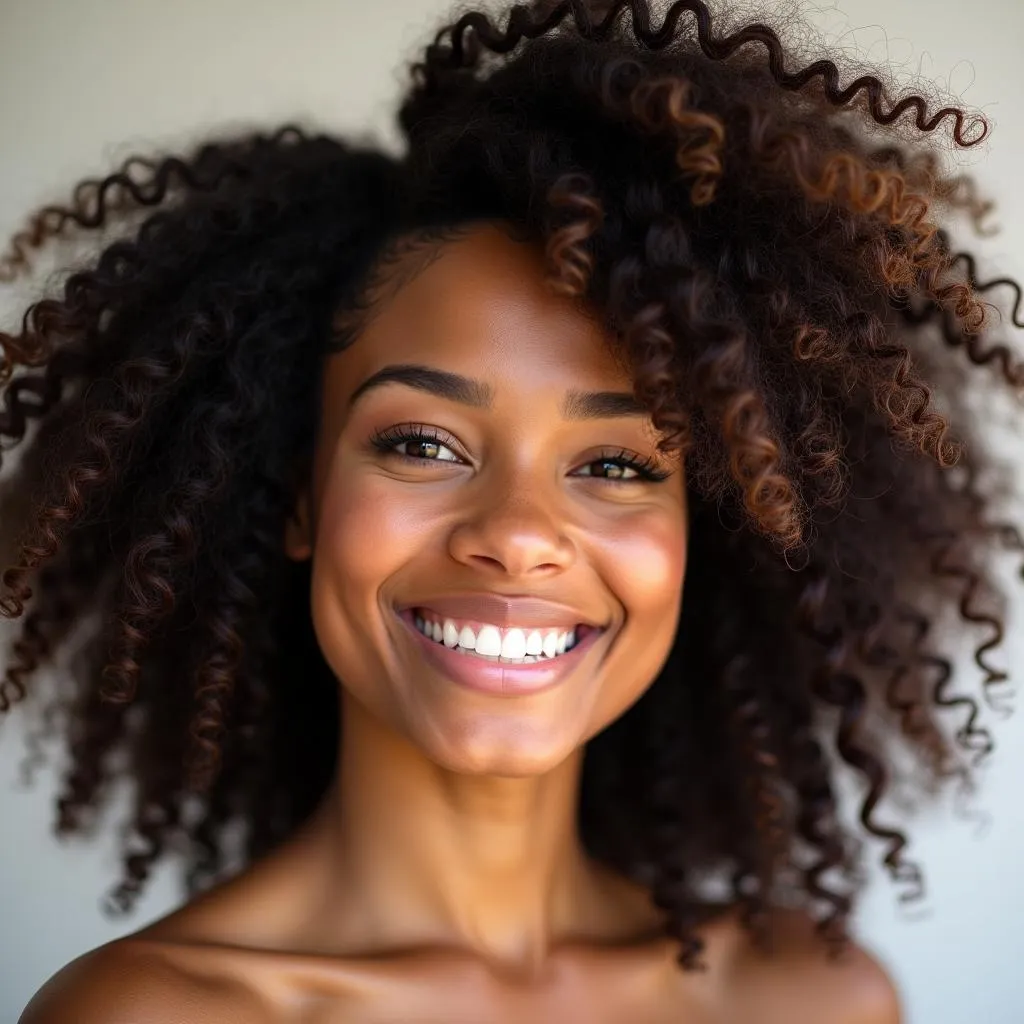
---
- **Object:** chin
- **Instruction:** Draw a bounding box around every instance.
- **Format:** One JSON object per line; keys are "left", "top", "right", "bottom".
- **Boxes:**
{"left": 410, "top": 714, "right": 584, "bottom": 777}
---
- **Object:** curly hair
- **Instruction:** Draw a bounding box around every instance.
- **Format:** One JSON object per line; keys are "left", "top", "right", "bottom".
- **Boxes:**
{"left": 1, "top": 0, "right": 1021, "bottom": 970}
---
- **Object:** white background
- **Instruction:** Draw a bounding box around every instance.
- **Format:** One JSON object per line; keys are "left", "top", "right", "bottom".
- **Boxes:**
{"left": 1, "top": 1, "right": 1022, "bottom": 1021}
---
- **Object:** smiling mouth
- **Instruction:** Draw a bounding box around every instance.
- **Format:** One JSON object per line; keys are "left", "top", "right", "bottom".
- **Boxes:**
{"left": 395, "top": 608, "right": 607, "bottom": 697}
{"left": 410, "top": 609, "right": 593, "bottom": 664}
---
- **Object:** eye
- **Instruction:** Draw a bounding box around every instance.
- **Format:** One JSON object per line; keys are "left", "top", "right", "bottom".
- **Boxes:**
{"left": 369, "top": 423, "right": 463, "bottom": 464}
{"left": 573, "top": 449, "right": 672, "bottom": 483}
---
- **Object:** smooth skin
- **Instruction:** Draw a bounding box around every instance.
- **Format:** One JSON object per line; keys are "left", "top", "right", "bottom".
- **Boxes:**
{"left": 20, "top": 222, "right": 901, "bottom": 1023}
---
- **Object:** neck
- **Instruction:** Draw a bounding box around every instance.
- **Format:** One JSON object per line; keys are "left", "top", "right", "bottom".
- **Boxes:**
{"left": 304, "top": 694, "right": 649, "bottom": 974}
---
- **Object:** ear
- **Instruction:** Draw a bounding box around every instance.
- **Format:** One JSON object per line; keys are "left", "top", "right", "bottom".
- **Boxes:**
{"left": 283, "top": 486, "right": 314, "bottom": 561}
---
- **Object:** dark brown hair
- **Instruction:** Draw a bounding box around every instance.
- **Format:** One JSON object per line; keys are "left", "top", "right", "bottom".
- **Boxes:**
{"left": 1, "top": 0, "right": 1020, "bottom": 969}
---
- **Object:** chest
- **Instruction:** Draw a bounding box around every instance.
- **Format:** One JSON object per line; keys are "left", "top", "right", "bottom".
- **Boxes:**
{"left": 291, "top": 989, "right": 717, "bottom": 1024}
{"left": 257, "top": 957, "right": 721, "bottom": 1024}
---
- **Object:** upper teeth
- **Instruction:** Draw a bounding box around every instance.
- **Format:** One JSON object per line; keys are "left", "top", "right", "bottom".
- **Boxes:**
{"left": 413, "top": 615, "right": 577, "bottom": 661}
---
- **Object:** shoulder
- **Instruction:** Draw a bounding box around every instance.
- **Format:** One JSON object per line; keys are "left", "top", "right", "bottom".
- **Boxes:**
{"left": 724, "top": 908, "right": 902, "bottom": 1024}
{"left": 18, "top": 936, "right": 273, "bottom": 1024}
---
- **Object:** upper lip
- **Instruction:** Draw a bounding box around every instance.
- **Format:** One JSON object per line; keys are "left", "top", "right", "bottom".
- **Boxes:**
{"left": 399, "top": 593, "right": 605, "bottom": 629}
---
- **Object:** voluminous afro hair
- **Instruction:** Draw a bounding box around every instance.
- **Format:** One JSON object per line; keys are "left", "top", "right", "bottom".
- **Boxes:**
{"left": 1, "top": 0, "right": 1022, "bottom": 968}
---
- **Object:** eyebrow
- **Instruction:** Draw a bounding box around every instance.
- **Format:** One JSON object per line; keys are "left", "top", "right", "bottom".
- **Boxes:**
{"left": 347, "top": 363, "right": 647, "bottom": 420}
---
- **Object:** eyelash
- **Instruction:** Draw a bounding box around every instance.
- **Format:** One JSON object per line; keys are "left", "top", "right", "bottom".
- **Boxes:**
{"left": 369, "top": 423, "right": 671, "bottom": 483}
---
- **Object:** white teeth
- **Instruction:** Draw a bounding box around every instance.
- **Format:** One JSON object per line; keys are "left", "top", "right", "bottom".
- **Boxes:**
{"left": 542, "top": 631, "right": 560, "bottom": 659}
{"left": 500, "top": 628, "right": 527, "bottom": 660}
{"left": 475, "top": 624, "right": 502, "bottom": 657}
{"left": 442, "top": 619, "right": 460, "bottom": 648}
{"left": 413, "top": 613, "right": 581, "bottom": 662}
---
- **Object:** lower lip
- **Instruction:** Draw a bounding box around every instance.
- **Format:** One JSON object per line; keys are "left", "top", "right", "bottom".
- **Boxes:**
{"left": 396, "top": 610, "right": 605, "bottom": 697}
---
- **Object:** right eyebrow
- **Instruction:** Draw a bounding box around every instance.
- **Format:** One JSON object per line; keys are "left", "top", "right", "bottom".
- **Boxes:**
{"left": 348, "top": 364, "right": 492, "bottom": 411}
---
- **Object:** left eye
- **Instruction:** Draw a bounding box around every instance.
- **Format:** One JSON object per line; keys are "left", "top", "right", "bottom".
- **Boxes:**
{"left": 574, "top": 459, "right": 644, "bottom": 481}
{"left": 393, "top": 437, "right": 460, "bottom": 462}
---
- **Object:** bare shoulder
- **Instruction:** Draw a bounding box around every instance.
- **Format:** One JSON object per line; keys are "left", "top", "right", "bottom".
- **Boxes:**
{"left": 18, "top": 935, "right": 272, "bottom": 1024}
{"left": 726, "top": 908, "right": 902, "bottom": 1024}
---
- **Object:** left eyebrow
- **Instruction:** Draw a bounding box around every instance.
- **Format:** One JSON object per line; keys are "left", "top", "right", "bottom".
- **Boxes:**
{"left": 562, "top": 387, "right": 647, "bottom": 420}
{"left": 347, "top": 363, "right": 648, "bottom": 420}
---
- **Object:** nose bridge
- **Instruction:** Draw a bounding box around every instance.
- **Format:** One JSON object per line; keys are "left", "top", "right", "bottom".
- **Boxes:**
{"left": 486, "top": 471, "right": 556, "bottom": 529}
{"left": 449, "top": 449, "right": 573, "bottom": 573}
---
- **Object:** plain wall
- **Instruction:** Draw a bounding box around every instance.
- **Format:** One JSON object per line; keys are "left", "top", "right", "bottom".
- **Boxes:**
{"left": 1, "top": 1, "right": 1022, "bottom": 1021}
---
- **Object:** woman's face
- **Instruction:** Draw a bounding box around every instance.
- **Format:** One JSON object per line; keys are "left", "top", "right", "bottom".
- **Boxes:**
{"left": 285, "top": 221, "right": 688, "bottom": 776}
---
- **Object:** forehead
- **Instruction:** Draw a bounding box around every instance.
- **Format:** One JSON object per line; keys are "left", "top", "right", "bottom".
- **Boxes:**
{"left": 330, "top": 221, "right": 630, "bottom": 390}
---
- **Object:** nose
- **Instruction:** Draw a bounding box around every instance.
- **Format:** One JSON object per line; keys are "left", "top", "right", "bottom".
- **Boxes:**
{"left": 447, "top": 476, "right": 576, "bottom": 578}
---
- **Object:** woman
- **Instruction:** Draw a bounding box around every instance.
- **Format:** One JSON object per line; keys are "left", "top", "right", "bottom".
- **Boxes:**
{"left": 4, "top": 0, "right": 1019, "bottom": 1019}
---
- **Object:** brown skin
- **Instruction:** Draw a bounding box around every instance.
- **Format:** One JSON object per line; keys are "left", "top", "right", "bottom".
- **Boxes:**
{"left": 20, "top": 222, "right": 901, "bottom": 1023}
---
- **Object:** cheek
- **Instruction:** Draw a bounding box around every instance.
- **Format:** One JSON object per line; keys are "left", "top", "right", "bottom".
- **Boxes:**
{"left": 587, "top": 504, "right": 687, "bottom": 729}
{"left": 593, "top": 492, "right": 688, "bottom": 632}
{"left": 604, "top": 507, "right": 687, "bottom": 612}
{"left": 306, "top": 466, "right": 431, "bottom": 694}
{"left": 319, "top": 473, "right": 427, "bottom": 590}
